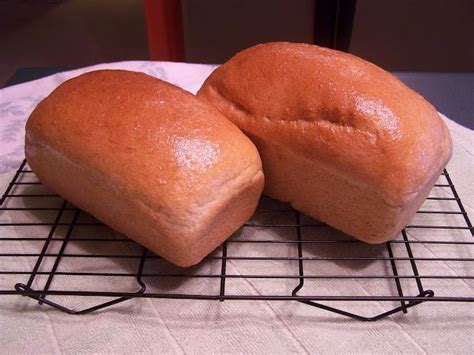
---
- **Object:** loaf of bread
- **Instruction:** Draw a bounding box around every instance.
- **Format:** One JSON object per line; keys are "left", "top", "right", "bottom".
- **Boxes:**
{"left": 198, "top": 42, "right": 453, "bottom": 243}
{"left": 25, "top": 70, "right": 264, "bottom": 266}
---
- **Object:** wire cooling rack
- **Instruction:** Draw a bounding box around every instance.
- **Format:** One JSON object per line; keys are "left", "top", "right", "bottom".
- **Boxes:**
{"left": 0, "top": 160, "right": 472, "bottom": 321}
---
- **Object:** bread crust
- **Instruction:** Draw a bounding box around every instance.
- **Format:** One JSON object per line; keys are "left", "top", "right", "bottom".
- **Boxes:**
{"left": 198, "top": 42, "right": 452, "bottom": 242}
{"left": 25, "top": 70, "right": 264, "bottom": 266}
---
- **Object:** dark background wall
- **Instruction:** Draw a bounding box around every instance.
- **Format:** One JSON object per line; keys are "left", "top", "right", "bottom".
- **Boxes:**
{"left": 183, "top": 0, "right": 473, "bottom": 70}
{"left": 181, "top": 0, "right": 315, "bottom": 63}
{"left": 349, "top": 0, "right": 474, "bottom": 71}
{"left": 0, "top": 0, "right": 148, "bottom": 84}
{"left": 1, "top": 0, "right": 472, "bottom": 84}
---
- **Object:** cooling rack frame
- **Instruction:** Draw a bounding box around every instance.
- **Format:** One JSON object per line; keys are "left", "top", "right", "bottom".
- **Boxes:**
{"left": 0, "top": 160, "right": 472, "bottom": 321}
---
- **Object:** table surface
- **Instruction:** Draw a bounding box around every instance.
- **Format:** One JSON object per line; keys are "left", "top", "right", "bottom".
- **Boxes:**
{"left": 393, "top": 72, "right": 473, "bottom": 130}
{"left": 5, "top": 67, "right": 474, "bottom": 130}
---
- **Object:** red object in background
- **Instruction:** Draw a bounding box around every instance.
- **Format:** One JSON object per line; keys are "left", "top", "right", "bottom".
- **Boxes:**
{"left": 144, "top": 0, "right": 185, "bottom": 61}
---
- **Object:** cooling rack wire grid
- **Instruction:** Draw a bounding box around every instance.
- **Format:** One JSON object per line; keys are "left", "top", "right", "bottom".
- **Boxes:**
{"left": 1, "top": 160, "right": 472, "bottom": 321}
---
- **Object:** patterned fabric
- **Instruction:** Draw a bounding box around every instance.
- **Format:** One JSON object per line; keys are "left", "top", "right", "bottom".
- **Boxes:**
{"left": 0, "top": 61, "right": 473, "bottom": 353}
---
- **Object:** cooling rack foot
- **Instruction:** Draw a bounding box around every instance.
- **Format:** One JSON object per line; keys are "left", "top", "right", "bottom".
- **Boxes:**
{"left": 293, "top": 290, "right": 435, "bottom": 321}
{"left": 14, "top": 283, "right": 146, "bottom": 315}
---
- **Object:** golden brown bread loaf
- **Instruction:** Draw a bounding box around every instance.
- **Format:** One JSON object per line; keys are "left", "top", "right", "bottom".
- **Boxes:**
{"left": 198, "top": 42, "right": 453, "bottom": 243}
{"left": 25, "top": 70, "right": 264, "bottom": 266}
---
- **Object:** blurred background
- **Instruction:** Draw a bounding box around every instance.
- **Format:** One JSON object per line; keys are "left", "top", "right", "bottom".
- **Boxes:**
{"left": 1, "top": 0, "right": 473, "bottom": 128}
{"left": 1, "top": 0, "right": 473, "bottom": 83}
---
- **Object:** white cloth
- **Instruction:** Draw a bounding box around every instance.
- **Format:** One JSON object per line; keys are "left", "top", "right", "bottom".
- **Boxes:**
{"left": 0, "top": 61, "right": 472, "bottom": 354}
